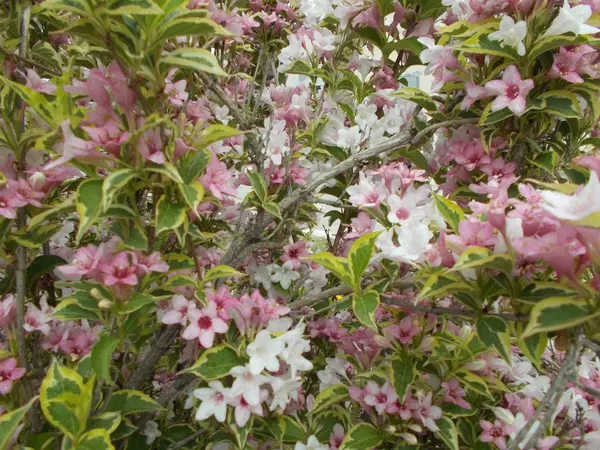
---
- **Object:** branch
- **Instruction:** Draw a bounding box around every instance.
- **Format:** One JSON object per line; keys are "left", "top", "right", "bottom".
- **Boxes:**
{"left": 383, "top": 295, "right": 530, "bottom": 322}
{"left": 290, "top": 278, "right": 414, "bottom": 310}
{"left": 0, "top": 46, "right": 62, "bottom": 76}
{"left": 309, "top": 196, "right": 358, "bottom": 210}
{"left": 410, "top": 117, "right": 479, "bottom": 145}
{"left": 124, "top": 326, "right": 181, "bottom": 390}
{"left": 166, "top": 429, "right": 205, "bottom": 450}
{"left": 507, "top": 337, "right": 582, "bottom": 450}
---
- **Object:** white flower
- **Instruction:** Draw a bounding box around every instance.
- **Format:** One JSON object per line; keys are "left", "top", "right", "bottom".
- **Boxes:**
{"left": 142, "top": 420, "right": 162, "bottom": 445}
{"left": 299, "top": 0, "right": 334, "bottom": 26}
{"left": 355, "top": 103, "right": 378, "bottom": 131}
{"left": 269, "top": 264, "right": 301, "bottom": 290}
{"left": 278, "top": 35, "right": 310, "bottom": 72}
{"left": 539, "top": 171, "right": 600, "bottom": 221}
{"left": 333, "top": 0, "right": 365, "bottom": 29}
{"left": 317, "top": 357, "right": 348, "bottom": 391}
{"left": 386, "top": 184, "right": 431, "bottom": 225}
{"left": 212, "top": 104, "right": 232, "bottom": 125}
{"left": 376, "top": 218, "right": 433, "bottom": 263}
{"left": 278, "top": 323, "right": 313, "bottom": 374}
{"left": 247, "top": 330, "right": 285, "bottom": 375}
{"left": 337, "top": 126, "right": 362, "bottom": 151}
{"left": 417, "top": 37, "right": 443, "bottom": 65}
{"left": 311, "top": 28, "right": 337, "bottom": 54}
{"left": 229, "top": 365, "right": 269, "bottom": 406}
{"left": 269, "top": 374, "right": 302, "bottom": 411}
{"left": 295, "top": 435, "right": 329, "bottom": 450}
{"left": 266, "top": 317, "right": 293, "bottom": 333}
{"left": 251, "top": 263, "right": 274, "bottom": 290}
{"left": 519, "top": 375, "right": 550, "bottom": 401}
{"left": 543, "top": 0, "right": 600, "bottom": 37}
{"left": 488, "top": 16, "right": 527, "bottom": 56}
{"left": 193, "top": 381, "right": 230, "bottom": 422}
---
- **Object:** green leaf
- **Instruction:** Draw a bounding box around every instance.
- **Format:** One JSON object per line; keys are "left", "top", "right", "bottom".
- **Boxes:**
{"left": 436, "top": 416, "right": 459, "bottom": 450}
{"left": 117, "top": 293, "right": 163, "bottom": 314}
{"left": 184, "top": 345, "right": 243, "bottom": 380}
{"left": 522, "top": 297, "right": 600, "bottom": 338}
{"left": 0, "top": 397, "right": 38, "bottom": 450}
{"left": 160, "top": 48, "right": 227, "bottom": 76}
{"left": 105, "top": 390, "right": 163, "bottom": 415}
{"left": 154, "top": 17, "right": 232, "bottom": 43}
{"left": 455, "top": 371, "right": 492, "bottom": 399}
{"left": 451, "top": 246, "right": 514, "bottom": 275}
{"left": 41, "top": 0, "right": 90, "bottom": 15}
{"left": 112, "top": 417, "right": 138, "bottom": 441}
{"left": 391, "top": 357, "right": 416, "bottom": 402}
{"left": 178, "top": 149, "right": 211, "bottom": 183}
{"left": 476, "top": 316, "right": 511, "bottom": 363}
{"left": 518, "top": 333, "right": 548, "bottom": 372}
{"left": 202, "top": 265, "right": 243, "bottom": 284}
{"left": 105, "top": 0, "right": 163, "bottom": 14}
{"left": 91, "top": 336, "right": 120, "bottom": 382}
{"left": 529, "top": 151, "right": 558, "bottom": 175}
{"left": 393, "top": 87, "right": 438, "bottom": 111}
{"left": 26, "top": 255, "right": 66, "bottom": 294}
{"left": 354, "top": 27, "right": 387, "bottom": 50}
{"left": 110, "top": 221, "right": 148, "bottom": 251}
{"left": 87, "top": 412, "right": 122, "bottom": 435}
{"left": 195, "top": 125, "right": 244, "bottom": 148}
{"left": 0, "top": 76, "right": 56, "bottom": 125}
{"left": 263, "top": 202, "right": 282, "bottom": 219}
{"left": 419, "top": 272, "right": 477, "bottom": 301}
{"left": 76, "top": 179, "right": 104, "bottom": 242}
{"left": 246, "top": 170, "right": 267, "bottom": 203}
{"left": 455, "top": 33, "right": 519, "bottom": 60}
{"left": 27, "top": 197, "right": 76, "bottom": 230}
{"left": 155, "top": 195, "right": 186, "bottom": 235}
{"left": 179, "top": 182, "right": 205, "bottom": 213}
{"left": 529, "top": 34, "right": 589, "bottom": 61}
{"left": 102, "top": 169, "right": 138, "bottom": 211}
{"left": 352, "top": 290, "right": 379, "bottom": 331}
{"left": 75, "top": 428, "right": 115, "bottom": 449}
{"left": 538, "top": 90, "right": 582, "bottom": 118}
{"left": 147, "top": 162, "right": 185, "bottom": 183}
{"left": 309, "top": 385, "right": 349, "bottom": 416}
{"left": 54, "top": 300, "right": 102, "bottom": 321}
{"left": 383, "top": 37, "right": 425, "bottom": 58}
{"left": 348, "top": 232, "right": 380, "bottom": 292}
{"left": 572, "top": 211, "right": 600, "bottom": 229}
{"left": 40, "top": 360, "right": 90, "bottom": 440}
{"left": 433, "top": 194, "right": 464, "bottom": 233}
{"left": 309, "top": 253, "right": 353, "bottom": 287}
{"left": 479, "top": 103, "right": 515, "bottom": 126}
{"left": 339, "top": 423, "right": 382, "bottom": 450}
{"left": 280, "top": 416, "right": 307, "bottom": 443}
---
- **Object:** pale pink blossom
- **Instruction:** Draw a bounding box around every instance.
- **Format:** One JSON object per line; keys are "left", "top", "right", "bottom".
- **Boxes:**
{"left": 0, "top": 295, "right": 16, "bottom": 328}
{"left": 485, "top": 65, "right": 534, "bottom": 116}
{"left": 161, "top": 295, "right": 194, "bottom": 326}
{"left": 479, "top": 419, "right": 515, "bottom": 450}
{"left": 138, "top": 129, "right": 166, "bottom": 164}
{"left": 280, "top": 241, "right": 309, "bottom": 270}
{"left": 58, "top": 244, "right": 105, "bottom": 280}
{"left": 0, "top": 358, "right": 26, "bottom": 394}
{"left": 24, "top": 298, "right": 54, "bottom": 335}
{"left": 100, "top": 252, "right": 138, "bottom": 287}
{"left": 386, "top": 316, "right": 420, "bottom": 344}
{"left": 414, "top": 392, "right": 442, "bottom": 432}
{"left": 182, "top": 301, "right": 229, "bottom": 348}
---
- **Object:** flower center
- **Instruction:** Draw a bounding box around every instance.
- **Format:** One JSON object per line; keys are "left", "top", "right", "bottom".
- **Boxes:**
{"left": 198, "top": 316, "right": 213, "bottom": 330}
{"left": 396, "top": 208, "right": 410, "bottom": 220}
{"left": 506, "top": 85, "right": 520, "bottom": 100}
{"left": 0, "top": 201, "right": 6, "bottom": 207}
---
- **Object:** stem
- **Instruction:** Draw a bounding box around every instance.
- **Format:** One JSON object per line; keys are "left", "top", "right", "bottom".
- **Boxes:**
{"left": 0, "top": 46, "right": 62, "bottom": 76}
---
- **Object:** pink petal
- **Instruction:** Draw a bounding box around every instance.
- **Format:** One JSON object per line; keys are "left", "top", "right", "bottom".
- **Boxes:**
{"left": 199, "top": 329, "right": 215, "bottom": 348}
{"left": 503, "top": 65, "right": 521, "bottom": 84}
{"left": 485, "top": 80, "right": 508, "bottom": 95}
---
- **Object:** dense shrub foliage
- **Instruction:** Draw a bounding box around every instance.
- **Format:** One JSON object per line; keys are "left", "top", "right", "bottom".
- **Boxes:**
{"left": 2, "top": 0, "right": 600, "bottom": 449}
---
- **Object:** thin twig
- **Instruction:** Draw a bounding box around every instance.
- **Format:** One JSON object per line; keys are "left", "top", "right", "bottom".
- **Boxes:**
{"left": 507, "top": 337, "right": 582, "bottom": 450}
{"left": 166, "top": 429, "right": 205, "bottom": 450}
{"left": 0, "top": 46, "right": 62, "bottom": 76}
{"left": 410, "top": 117, "right": 479, "bottom": 145}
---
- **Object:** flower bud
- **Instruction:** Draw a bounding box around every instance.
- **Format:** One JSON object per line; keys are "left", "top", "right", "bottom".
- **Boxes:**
{"left": 385, "top": 425, "right": 397, "bottom": 434}
{"left": 462, "top": 360, "right": 486, "bottom": 371}
{"left": 28, "top": 171, "right": 46, "bottom": 190}
{"left": 90, "top": 288, "right": 105, "bottom": 300}
{"left": 459, "top": 324, "right": 472, "bottom": 341}
{"left": 407, "top": 424, "right": 422, "bottom": 433}
{"left": 400, "top": 433, "right": 418, "bottom": 445}
{"left": 98, "top": 300, "right": 113, "bottom": 309}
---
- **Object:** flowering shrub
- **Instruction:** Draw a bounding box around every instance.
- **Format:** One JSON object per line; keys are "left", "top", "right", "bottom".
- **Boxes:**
{"left": 2, "top": 0, "right": 600, "bottom": 449}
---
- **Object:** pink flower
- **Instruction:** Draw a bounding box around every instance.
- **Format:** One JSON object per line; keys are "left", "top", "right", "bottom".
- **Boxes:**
{"left": 363, "top": 381, "right": 400, "bottom": 415}
{"left": 460, "top": 80, "right": 489, "bottom": 110}
{"left": 161, "top": 295, "right": 194, "bottom": 326}
{"left": 182, "top": 301, "right": 229, "bottom": 348}
{"left": 329, "top": 424, "right": 345, "bottom": 449}
{"left": 138, "top": 129, "right": 166, "bottom": 164}
{"left": 414, "top": 392, "right": 442, "bottom": 432}
{"left": 14, "top": 178, "right": 44, "bottom": 207}
{"left": 0, "top": 181, "right": 28, "bottom": 219}
{"left": 23, "top": 68, "right": 56, "bottom": 94}
{"left": 0, "top": 358, "right": 26, "bottom": 394}
{"left": 82, "top": 120, "right": 129, "bottom": 157}
{"left": 485, "top": 65, "right": 534, "bottom": 116}
{"left": 58, "top": 244, "right": 105, "bottom": 280}
{"left": 24, "top": 298, "right": 53, "bottom": 335}
{"left": 346, "top": 173, "right": 389, "bottom": 208}
{"left": 386, "top": 316, "right": 420, "bottom": 344}
{"left": 479, "top": 419, "right": 515, "bottom": 450}
{"left": 199, "top": 154, "right": 237, "bottom": 200}
{"left": 165, "top": 72, "right": 189, "bottom": 107}
{"left": 58, "top": 322, "right": 98, "bottom": 360}
{"left": 0, "top": 295, "right": 16, "bottom": 328}
{"left": 100, "top": 251, "right": 138, "bottom": 287}
{"left": 134, "top": 251, "right": 169, "bottom": 275}
{"left": 45, "top": 120, "right": 107, "bottom": 170}
{"left": 205, "top": 286, "right": 238, "bottom": 320}
{"left": 280, "top": 241, "right": 309, "bottom": 270}
{"left": 446, "top": 218, "right": 498, "bottom": 254}
{"left": 441, "top": 378, "right": 471, "bottom": 409}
